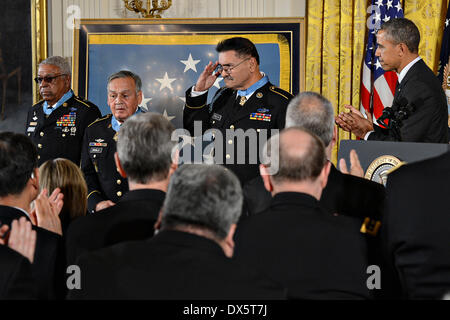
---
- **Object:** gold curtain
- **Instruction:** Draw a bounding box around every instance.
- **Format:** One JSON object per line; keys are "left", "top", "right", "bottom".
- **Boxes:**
{"left": 306, "top": 0, "right": 370, "bottom": 164}
{"left": 306, "top": 0, "right": 449, "bottom": 164}
{"left": 404, "top": 0, "right": 448, "bottom": 73}
{"left": 306, "top": 0, "right": 368, "bottom": 165}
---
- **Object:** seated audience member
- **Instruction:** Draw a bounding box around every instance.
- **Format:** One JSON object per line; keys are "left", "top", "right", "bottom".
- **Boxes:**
{"left": 39, "top": 158, "right": 88, "bottom": 233}
{"left": 0, "top": 218, "right": 37, "bottom": 299}
{"left": 68, "top": 164, "right": 286, "bottom": 300}
{"left": 66, "top": 112, "right": 177, "bottom": 265}
{"left": 0, "top": 132, "right": 63, "bottom": 299}
{"left": 234, "top": 128, "right": 371, "bottom": 300}
{"left": 382, "top": 151, "right": 450, "bottom": 299}
{"left": 244, "top": 91, "right": 385, "bottom": 224}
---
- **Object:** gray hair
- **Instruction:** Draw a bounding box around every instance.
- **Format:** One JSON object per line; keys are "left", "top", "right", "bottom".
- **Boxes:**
{"left": 262, "top": 127, "right": 327, "bottom": 184}
{"left": 107, "top": 70, "right": 142, "bottom": 94}
{"left": 379, "top": 18, "right": 420, "bottom": 53}
{"left": 117, "top": 112, "right": 175, "bottom": 184}
{"left": 161, "top": 164, "right": 243, "bottom": 240}
{"left": 39, "top": 56, "right": 71, "bottom": 75}
{"left": 285, "top": 91, "right": 334, "bottom": 147}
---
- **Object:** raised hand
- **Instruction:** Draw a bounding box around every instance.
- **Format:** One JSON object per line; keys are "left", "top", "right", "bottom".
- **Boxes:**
{"left": 335, "top": 105, "right": 374, "bottom": 138}
{"left": 194, "top": 61, "right": 220, "bottom": 92}
{"left": 339, "top": 149, "right": 364, "bottom": 178}
{"left": 34, "top": 188, "right": 63, "bottom": 236}
{"left": 7, "top": 217, "right": 37, "bottom": 263}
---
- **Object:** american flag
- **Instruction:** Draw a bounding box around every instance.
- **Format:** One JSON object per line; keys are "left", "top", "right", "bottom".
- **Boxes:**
{"left": 360, "top": 0, "right": 404, "bottom": 123}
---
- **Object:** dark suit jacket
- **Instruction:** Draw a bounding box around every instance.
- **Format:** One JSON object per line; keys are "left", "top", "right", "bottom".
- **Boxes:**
{"left": 68, "top": 230, "right": 286, "bottom": 300}
{"left": 243, "top": 164, "right": 385, "bottom": 221}
{"left": 234, "top": 192, "right": 371, "bottom": 300}
{"left": 382, "top": 151, "right": 450, "bottom": 299}
{"left": 66, "top": 189, "right": 165, "bottom": 265}
{"left": 0, "top": 245, "right": 36, "bottom": 299}
{"left": 368, "top": 59, "right": 448, "bottom": 143}
{"left": 26, "top": 94, "right": 101, "bottom": 166}
{"left": 184, "top": 82, "right": 293, "bottom": 184}
{"left": 0, "top": 205, "right": 62, "bottom": 300}
{"left": 81, "top": 114, "right": 129, "bottom": 213}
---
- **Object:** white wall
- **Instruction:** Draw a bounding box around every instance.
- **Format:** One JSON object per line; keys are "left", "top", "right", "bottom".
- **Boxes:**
{"left": 47, "top": 0, "right": 305, "bottom": 58}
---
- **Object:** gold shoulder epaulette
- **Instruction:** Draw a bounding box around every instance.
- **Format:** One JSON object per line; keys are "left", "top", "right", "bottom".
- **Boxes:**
{"left": 32, "top": 100, "right": 44, "bottom": 108}
{"left": 88, "top": 114, "right": 112, "bottom": 128}
{"left": 269, "top": 86, "right": 292, "bottom": 100}
{"left": 74, "top": 96, "right": 94, "bottom": 108}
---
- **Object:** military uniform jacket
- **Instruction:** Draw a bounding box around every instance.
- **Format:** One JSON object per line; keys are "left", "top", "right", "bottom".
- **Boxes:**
{"left": 26, "top": 95, "right": 101, "bottom": 166}
{"left": 184, "top": 82, "right": 293, "bottom": 184}
{"left": 81, "top": 114, "right": 129, "bottom": 213}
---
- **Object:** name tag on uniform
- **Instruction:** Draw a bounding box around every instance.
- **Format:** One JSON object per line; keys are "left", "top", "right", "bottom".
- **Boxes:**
{"left": 90, "top": 147, "right": 103, "bottom": 154}
{"left": 212, "top": 113, "right": 222, "bottom": 121}
{"left": 29, "top": 122, "right": 38, "bottom": 126}
{"left": 250, "top": 113, "right": 271, "bottom": 122}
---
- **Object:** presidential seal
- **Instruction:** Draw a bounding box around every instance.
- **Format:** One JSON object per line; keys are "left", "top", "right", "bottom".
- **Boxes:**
{"left": 365, "top": 155, "right": 404, "bottom": 186}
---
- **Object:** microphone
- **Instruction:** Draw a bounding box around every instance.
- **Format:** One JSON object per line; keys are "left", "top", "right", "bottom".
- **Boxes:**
{"left": 376, "top": 97, "right": 408, "bottom": 127}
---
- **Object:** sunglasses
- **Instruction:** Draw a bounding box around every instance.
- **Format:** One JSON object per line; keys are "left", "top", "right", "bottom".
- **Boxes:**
{"left": 34, "top": 74, "right": 67, "bottom": 84}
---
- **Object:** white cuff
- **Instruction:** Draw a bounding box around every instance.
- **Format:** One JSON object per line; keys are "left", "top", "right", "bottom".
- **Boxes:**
{"left": 364, "top": 131, "right": 374, "bottom": 140}
{"left": 190, "top": 86, "right": 208, "bottom": 97}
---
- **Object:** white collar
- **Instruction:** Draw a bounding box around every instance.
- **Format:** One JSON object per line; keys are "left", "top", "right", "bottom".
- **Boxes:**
{"left": 12, "top": 206, "right": 30, "bottom": 219}
{"left": 397, "top": 56, "right": 421, "bottom": 84}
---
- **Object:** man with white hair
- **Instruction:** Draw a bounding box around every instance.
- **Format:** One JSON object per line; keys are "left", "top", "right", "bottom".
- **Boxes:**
{"left": 26, "top": 56, "right": 101, "bottom": 166}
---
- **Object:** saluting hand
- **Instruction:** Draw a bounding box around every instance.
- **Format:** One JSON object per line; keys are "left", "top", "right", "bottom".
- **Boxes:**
{"left": 194, "top": 61, "right": 220, "bottom": 92}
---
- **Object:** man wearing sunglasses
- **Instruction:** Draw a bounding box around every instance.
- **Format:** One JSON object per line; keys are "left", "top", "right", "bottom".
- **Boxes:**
{"left": 26, "top": 56, "right": 101, "bottom": 166}
{"left": 183, "top": 37, "right": 293, "bottom": 185}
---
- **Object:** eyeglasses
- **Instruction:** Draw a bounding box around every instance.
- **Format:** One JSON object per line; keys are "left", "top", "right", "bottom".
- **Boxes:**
{"left": 34, "top": 74, "right": 67, "bottom": 84}
{"left": 216, "top": 57, "right": 251, "bottom": 74}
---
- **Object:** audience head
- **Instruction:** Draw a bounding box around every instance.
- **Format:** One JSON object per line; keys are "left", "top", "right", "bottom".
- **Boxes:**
{"left": 115, "top": 112, "right": 176, "bottom": 185}
{"left": 37, "top": 56, "right": 72, "bottom": 106}
{"left": 261, "top": 128, "right": 330, "bottom": 199}
{"left": 376, "top": 18, "right": 420, "bottom": 72}
{"left": 160, "top": 164, "right": 242, "bottom": 257}
{"left": 107, "top": 70, "right": 143, "bottom": 123}
{"left": 0, "top": 132, "right": 38, "bottom": 199}
{"left": 215, "top": 37, "right": 260, "bottom": 90}
{"left": 286, "top": 91, "right": 335, "bottom": 149}
{"left": 39, "top": 158, "right": 87, "bottom": 225}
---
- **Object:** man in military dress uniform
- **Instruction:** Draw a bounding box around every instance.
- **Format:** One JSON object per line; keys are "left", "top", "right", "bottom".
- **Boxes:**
{"left": 26, "top": 56, "right": 101, "bottom": 166}
{"left": 81, "top": 70, "right": 143, "bottom": 213}
{"left": 183, "top": 37, "right": 293, "bottom": 185}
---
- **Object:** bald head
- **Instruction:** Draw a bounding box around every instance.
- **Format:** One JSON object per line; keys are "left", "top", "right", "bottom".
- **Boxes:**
{"left": 263, "top": 127, "right": 327, "bottom": 184}
{"left": 285, "top": 92, "right": 334, "bottom": 147}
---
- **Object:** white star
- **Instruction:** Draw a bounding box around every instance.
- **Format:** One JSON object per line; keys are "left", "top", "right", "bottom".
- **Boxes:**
{"left": 375, "top": 59, "right": 382, "bottom": 69}
{"left": 375, "top": 12, "right": 381, "bottom": 22}
{"left": 386, "top": 0, "right": 393, "bottom": 10}
{"left": 395, "top": 2, "right": 402, "bottom": 12}
{"left": 162, "top": 109, "right": 175, "bottom": 121}
{"left": 156, "top": 72, "right": 176, "bottom": 92}
{"left": 180, "top": 53, "right": 201, "bottom": 73}
{"left": 213, "top": 76, "right": 223, "bottom": 89}
{"left": 446, "top": 19, "right": 449, "bottom": 27}
{"left": 383, "top": 15, "right": 391, "bottom": 23}
{"left": 138, "top": 92, "right": 152, "bottom": 112}
{"left": 375, "top": 0, "right": 384, "bottom": 8}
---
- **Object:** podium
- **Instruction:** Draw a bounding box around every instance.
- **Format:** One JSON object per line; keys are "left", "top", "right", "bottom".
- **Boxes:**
{"left": 337, "top": 140, "right": 450, "bottom": 184}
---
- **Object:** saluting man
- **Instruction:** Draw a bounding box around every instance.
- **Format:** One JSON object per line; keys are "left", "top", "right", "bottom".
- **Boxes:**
{"left": 184, "top": 37, "right": 293, "bottom": 185}
{"left": 26, "top": 56, "right": 101, "bottom": 166}
{"left": 81, "top": 70, "right": 144, "bottom": 213}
